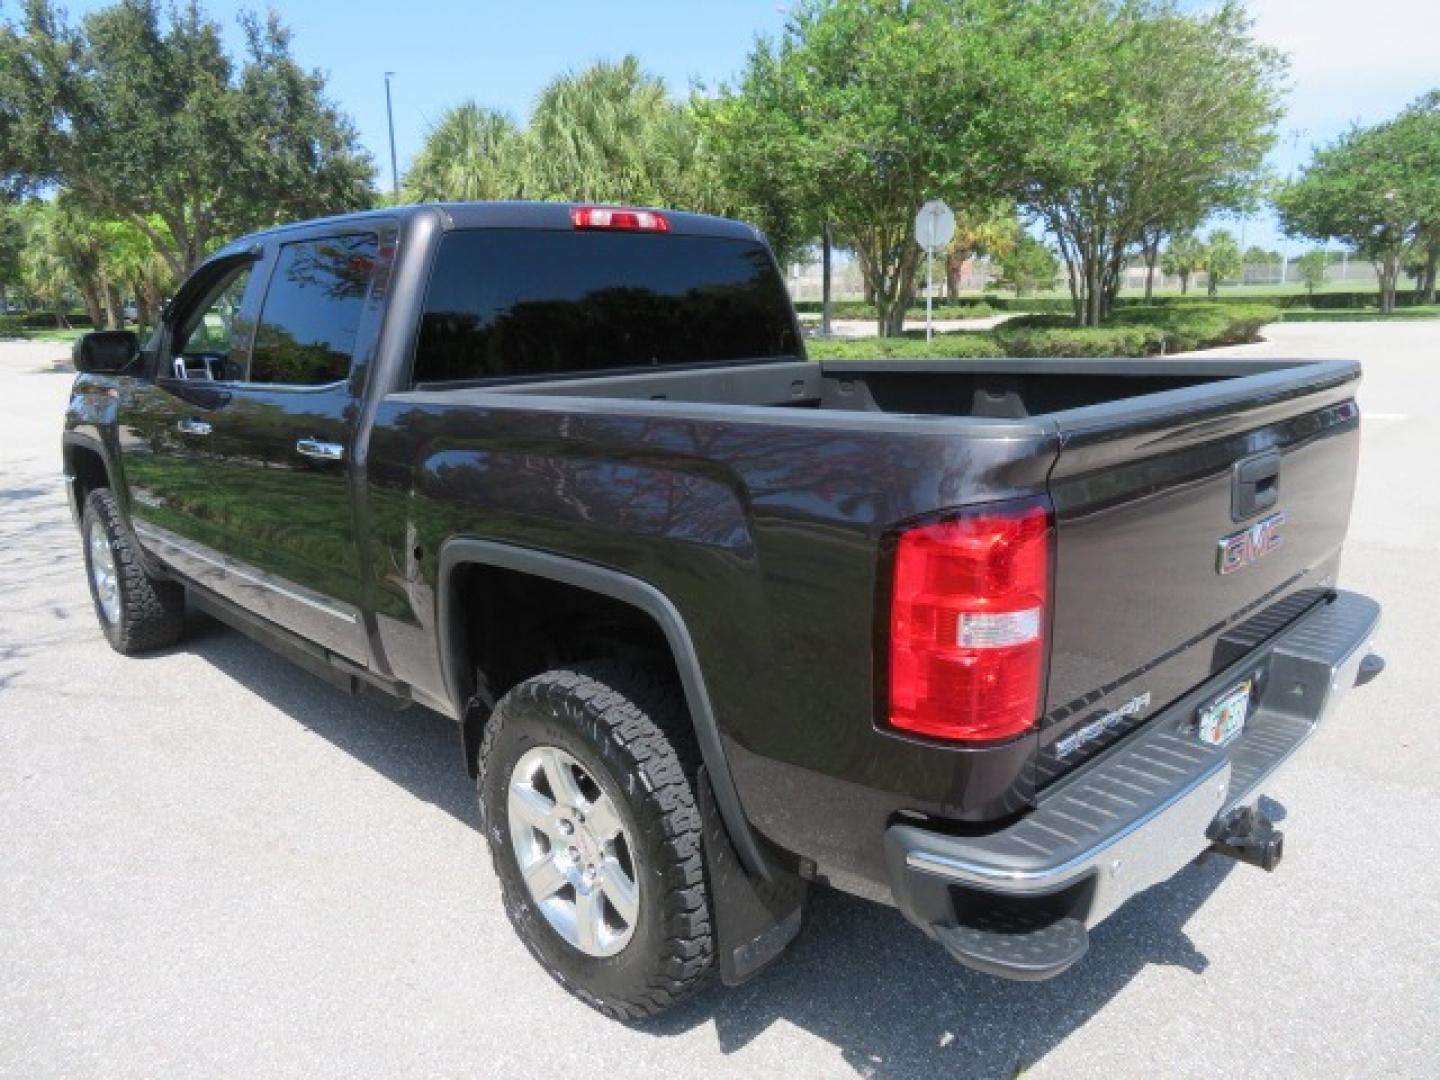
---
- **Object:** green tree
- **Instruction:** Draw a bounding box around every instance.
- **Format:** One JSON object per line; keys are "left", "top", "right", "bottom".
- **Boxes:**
{"left": 524, "top": 56, "right": 723, "bottom": 213}
{"left": 407, "top": 61, "right": 731, "bottom": 218}
{"left": 705, "top": 0, "right": 1047, "bottom": 336}
{"left": 1277, "top": 91, "right": 1440, "bottom": 312}
{"left": 1160, "top": 233, "right": 1204, "bottom": 294}
{"left": 1296, "top": 250, "right": 1328, "bottom": 299}
{"left": 5, "top": 0, "right": 373, "bottom": 277}
{"left": 993, "top": 235, "right": 1058, "bottom": 297}
{"left": 1201, "top": 229, "right": 1242, "bottom": 295}
{"left": 693, "top": 40, "right": 818, "bottom": 269}
{"left": 1420, "top": 237, "right": 1440, "bottom": 305}
{"left": 404, "top": 103, "right": 525, "bottom": 202}
{"left": 1245, "top": 245, "right": 1281, "bottom": 266}
{"left": 16, "top": 200, "right": 77, "bottom": 325}
{"left": 0, "top": 202, "right": 23, "bottom": 310}
{"left": 944, "top": 203, "right": 1018, "bottom": 300}
{"left": 1019, "top": 1, "right": 1284, "bottom": 324}
{"left": 0, "top": 24, "right": 38, "bottom": 200}
{"left": 100, "top": 216, "right": 174, "bottom": 327}
{"left": 1403, "top": 237, "right": 1439, "bottom": 302}
{"left": 20, "top": 196, "right": 120, "bottom": 326}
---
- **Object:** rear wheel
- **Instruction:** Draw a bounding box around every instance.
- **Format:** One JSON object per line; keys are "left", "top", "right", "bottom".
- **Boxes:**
{"left": 477, "top": 662, "right": 714, "bottom": 1018}
{"left": 81, "top": 488, "right": 185, "bottom": 654}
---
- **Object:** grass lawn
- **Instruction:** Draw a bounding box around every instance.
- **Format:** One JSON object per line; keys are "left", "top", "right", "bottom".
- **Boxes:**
{"left": 1280, "top": 305, "right": 1440, "bottom": 322}
{"left": 18, "top": 327, "right": 88, "bottom": 344}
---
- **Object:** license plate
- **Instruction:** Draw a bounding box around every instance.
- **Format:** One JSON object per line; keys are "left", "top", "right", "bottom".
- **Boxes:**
{"left": 1197, "top": 680, "right": 1251, "bottom": 747}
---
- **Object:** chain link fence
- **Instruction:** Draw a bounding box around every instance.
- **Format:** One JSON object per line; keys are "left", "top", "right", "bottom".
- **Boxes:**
{"left": 785, "top": 255, "right": 1380, "bottom": 303}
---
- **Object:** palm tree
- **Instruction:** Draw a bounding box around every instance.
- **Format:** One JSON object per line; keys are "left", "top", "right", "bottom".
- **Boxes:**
{"left": 404, "top": 58, "right": 727, "bottom": 215}
{"left": 101, "top": 217, "right": 175, "bottom": 328}
{"left": 404, "top": 103, "right": 524, "bottom": 203}
{"left": 20, "top": 198, "right": 115, "bottom": 327}
{"left": 527, "top": 55, "right": 710, "bottom": 209}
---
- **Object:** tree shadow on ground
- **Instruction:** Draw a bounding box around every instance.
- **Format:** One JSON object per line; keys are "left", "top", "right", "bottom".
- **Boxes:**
{"left": 157, "top": 610, "right": 480, "bottom": 826}
{"left": 154, "top": 610, "right": 1235, "bottom": 1079}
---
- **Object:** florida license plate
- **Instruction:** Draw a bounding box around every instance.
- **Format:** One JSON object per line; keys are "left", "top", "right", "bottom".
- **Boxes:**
{"left": 1197, "top": 680, "right": 1251, "bottom": 747}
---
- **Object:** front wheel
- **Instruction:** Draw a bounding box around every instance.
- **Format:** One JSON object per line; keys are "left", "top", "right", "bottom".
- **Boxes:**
{"left": 477, "top": 663, "right": 714, "bottom": 1019}
{"left": 80, "top": 488, "right": 185, "bottom": 654}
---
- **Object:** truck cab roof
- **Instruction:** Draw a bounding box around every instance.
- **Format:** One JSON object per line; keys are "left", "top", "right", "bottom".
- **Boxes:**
{"left": 217, "top": 201, "right": 763, "bottom": 259}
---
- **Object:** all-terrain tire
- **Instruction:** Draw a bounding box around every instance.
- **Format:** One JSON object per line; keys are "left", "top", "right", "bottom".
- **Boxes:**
{"left": 81, "top": 488, "right": 186, "bottom": 654}
{"left": 477, "top": 661, "right": 714, "bottom": 1019}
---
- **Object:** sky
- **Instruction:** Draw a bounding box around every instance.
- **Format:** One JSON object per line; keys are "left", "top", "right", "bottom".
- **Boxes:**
{"left": 41, "top": 0, "right": 1440, "bottom": 253}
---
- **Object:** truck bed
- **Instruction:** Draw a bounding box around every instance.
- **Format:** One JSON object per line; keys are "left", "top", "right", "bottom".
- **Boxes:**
{"left": 383, "top": 353, "right": 1360, "bottom": 870}
{"left": 471, "top": 355, "right": 1335, "bottom": 419}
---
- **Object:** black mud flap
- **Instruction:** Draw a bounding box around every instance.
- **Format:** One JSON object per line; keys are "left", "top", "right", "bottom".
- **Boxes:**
{"left": 697, "top": 767, "right": 807, "bottom": 986}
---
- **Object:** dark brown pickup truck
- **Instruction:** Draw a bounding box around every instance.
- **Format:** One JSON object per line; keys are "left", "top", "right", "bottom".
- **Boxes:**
{"left": 63, "top": 202, "right": 1381, "bottom": 1017}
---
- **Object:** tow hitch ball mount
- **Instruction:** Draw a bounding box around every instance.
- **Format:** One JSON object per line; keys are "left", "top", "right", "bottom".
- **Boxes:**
{"left": 1209, "top": 803, "right": 1285, "bottom": 872}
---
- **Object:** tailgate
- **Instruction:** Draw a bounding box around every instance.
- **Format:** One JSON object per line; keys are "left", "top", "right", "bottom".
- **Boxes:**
{"left": 1038, "top": 359, "right": 1361, "bottom": 786}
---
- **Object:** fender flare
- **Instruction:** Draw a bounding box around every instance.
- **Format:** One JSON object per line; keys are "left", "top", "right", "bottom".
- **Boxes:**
{"left": 437, "top": 537, "right": 771, "bottom": 880}
{"left": 61, "top": 430, "right": 116, "bottom": 523}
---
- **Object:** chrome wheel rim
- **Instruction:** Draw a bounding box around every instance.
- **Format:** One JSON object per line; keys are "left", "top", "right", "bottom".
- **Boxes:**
{"left": 507, "top": 745, "right": 640, "bottom": 958}
{"left": 88, "top": 520, "right": 121, "bottom": 625}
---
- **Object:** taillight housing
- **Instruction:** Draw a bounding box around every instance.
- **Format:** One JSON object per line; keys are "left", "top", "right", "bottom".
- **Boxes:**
{"left": 886, "top": 500, "right": 1051, "bottom": 743}
{"left": 570, "top": 206, "right": 669, "bottom": 232}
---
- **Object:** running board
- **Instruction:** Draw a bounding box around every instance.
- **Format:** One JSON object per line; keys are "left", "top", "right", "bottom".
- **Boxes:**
{"left": 187, "top": 583, "right": 412, "bottom": 707}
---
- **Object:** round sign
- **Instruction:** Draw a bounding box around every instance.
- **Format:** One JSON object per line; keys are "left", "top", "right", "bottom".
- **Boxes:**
{"left": 914, "top": 199, "right": 956, "bottom": 253}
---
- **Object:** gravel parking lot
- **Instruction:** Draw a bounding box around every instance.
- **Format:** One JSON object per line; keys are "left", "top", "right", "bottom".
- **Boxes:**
{"left": 2, "top": 323, "right": 1437, "bottom": 1079}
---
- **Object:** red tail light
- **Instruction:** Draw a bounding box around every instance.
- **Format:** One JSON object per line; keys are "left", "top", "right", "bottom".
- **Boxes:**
{"left": 888, "top": 501, "right": 1051, "bottom": 743}
{"left": 570, "top": 206, "right": 669, "bottom": 232}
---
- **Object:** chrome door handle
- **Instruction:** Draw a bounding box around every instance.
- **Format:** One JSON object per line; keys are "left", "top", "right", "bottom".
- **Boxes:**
{"left": 176, "top": 418, "right": 212, "bottom": 436}
{"left": 296, "top": 438, "right": 344, "bottom": 462}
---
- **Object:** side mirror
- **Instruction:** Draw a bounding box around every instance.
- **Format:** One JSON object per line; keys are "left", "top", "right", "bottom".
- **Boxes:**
{"left": 73, "top": 330, "right": 141, "bottom": 374}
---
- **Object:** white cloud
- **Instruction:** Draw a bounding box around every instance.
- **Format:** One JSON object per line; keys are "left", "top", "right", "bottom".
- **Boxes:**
{"left": 1246, "top": 0, "right": 1440, "bottom": 135}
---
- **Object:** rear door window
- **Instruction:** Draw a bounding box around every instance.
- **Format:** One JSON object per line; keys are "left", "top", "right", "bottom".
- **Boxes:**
{"left": 248, "top": 234, "right": 377, "bottom": 386}
{"left": 413, "top": 229, "right": 798, "bottom": 384}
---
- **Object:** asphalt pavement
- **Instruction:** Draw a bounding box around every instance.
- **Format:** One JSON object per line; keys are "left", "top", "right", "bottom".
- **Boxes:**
{"left": 2, "top": 324, "right": 1437, "bottom": 1079}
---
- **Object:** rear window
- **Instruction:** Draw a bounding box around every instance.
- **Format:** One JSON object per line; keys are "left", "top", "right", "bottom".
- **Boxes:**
{"left": 412, "top": 229, "right": 798, "bottom": 384}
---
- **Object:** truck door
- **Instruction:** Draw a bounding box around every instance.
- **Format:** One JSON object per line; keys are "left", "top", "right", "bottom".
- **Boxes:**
{"left": 136, "top": 228, "right": 383, "bottom": 663}
{"left": 123, "top": 253, "right": 265, "bottom": 596}
{"left": 201, "top": 228, "right": 383, "bottom": 662}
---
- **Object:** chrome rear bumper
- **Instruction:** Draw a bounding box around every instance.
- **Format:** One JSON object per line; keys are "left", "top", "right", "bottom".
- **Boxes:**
{"left": 885, "top": 589, "right": 1381, "bottom": 979}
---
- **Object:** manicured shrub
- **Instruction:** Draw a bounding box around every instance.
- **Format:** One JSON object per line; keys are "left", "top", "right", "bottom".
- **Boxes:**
{"left": 805, "top": 303, "right": 1279, "bottom": 360}
{"left": 807, "top": 331, "right": 1003, "bottom": 360}
{"left": 794, "top": 299, "right": 999, "bottom": 319}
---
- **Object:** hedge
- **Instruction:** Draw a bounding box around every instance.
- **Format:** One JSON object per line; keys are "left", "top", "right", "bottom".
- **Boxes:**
{"left": 1280, "top": 305, "right": 1440, "bottom": 322}
{"left": 793, "top": 299, "right": 1000, "bottom": 318}
{"left": 805, "top": 303, "right": 1279, "bottom": 360}
{"left": 0, "top": 312, "right": 94, "bottom": 336}
{"left": 794, "top": 289, "right": 1426, "bottom": 318}
{"left": 805, "top": 332, "right": 1004, "bottom": 360}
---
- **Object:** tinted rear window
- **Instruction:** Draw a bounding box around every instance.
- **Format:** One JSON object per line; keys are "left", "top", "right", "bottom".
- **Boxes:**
{"left": 250, "top": 234, "right": 376, "bottom": 386}
{"left": 413, "top": 229, "right": 798, "bottom": 383}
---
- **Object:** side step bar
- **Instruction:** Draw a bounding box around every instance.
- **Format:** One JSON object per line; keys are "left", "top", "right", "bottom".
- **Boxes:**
{"left": 187, "top": 583, "right": 412, "bottom": 706}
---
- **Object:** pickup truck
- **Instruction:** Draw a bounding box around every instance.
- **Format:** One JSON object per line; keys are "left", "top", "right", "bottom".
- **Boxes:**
{"left": 63, "top": 202, "right": 1382, "bottom": 1018}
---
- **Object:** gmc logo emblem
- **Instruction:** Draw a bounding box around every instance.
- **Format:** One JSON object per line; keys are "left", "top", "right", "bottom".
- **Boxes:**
{"left": 1217, "top": 512, "right": 1287, "bottom": 575}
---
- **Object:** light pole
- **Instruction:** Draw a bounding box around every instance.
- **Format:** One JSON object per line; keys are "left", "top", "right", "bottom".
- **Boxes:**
{"left": 384, "top": 72, "right": 400, "bottom": 200}
{"left": 1280, "top": 127, "right": 1306, "bottom": 285}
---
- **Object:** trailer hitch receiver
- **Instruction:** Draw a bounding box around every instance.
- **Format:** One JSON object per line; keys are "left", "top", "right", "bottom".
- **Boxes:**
{"left": 1209, "top": 804, "right": 1285, "bottom": 872}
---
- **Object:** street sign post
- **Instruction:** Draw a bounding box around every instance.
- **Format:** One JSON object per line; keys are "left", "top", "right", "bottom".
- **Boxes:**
{"left": 914, "top": 199, "right": 956, "bottom": 341}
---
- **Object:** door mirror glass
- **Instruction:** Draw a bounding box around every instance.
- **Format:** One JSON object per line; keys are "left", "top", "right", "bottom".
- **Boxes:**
{"left": 73, "top": 330, "right": 140, "bottom": 374}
